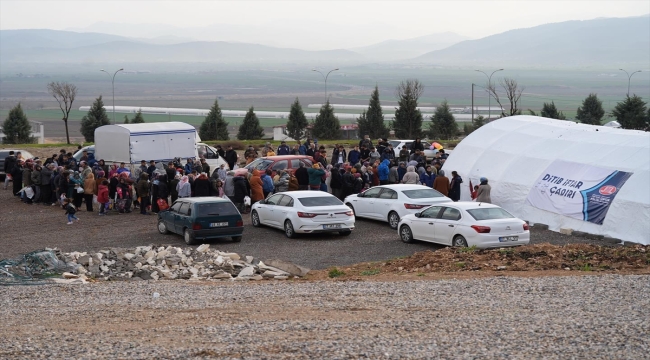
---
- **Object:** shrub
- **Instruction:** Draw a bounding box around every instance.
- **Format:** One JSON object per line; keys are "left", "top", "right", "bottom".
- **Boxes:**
{"left": 328, "top": 268, "right": 345, "bottom": 278}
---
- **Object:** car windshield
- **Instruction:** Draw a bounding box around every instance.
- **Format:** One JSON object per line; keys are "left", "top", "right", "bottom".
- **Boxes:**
{"left": 297, "top": 197, "right": 343, "bottom": 207}
{"left": 402, "top": 188, "right": 446, "bottom": 199}
{"left": 197, "top": 202, "right": 240, "bottom": 216}
{"left": 245, "top": 159, "right": 274, "bottom": 171}
{"left": 467, "top": 208, "right": 515, "bottom": 221}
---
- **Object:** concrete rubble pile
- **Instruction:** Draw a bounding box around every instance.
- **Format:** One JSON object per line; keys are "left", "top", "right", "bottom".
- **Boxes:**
{"left": 60, "top": 244, "right": 310, "bottom": 282}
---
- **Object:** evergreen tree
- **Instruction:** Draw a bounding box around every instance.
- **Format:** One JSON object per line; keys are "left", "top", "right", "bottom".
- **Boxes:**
{"left": 541, "top": 101, "right": 566, "bottom": 120}
{"left": 80, "top": 96, "right": 110, "bottom": 142}
{"left": 1, "top": 103, "right": 34, "bottom": 144}
{"left": 123, "top": 115, "right": 130, "bottom": 124}
{"left": 311, "top": 100, "right": 340, "bottom": 140}
{"left": 576, "top": 94, "right": 605, "bottom": 125}
{"left": 611, "top": 95, "right": 648, "bottom": 131}
{"left": 428, "top": 100, "right": 458, "bottom": 140}
{"left": 463, "top": 115, "right": 486, "bottom": 135}
{"left": 357, "top": 85, "right": 389, "bottom": 139}
{"left": 237, "top": 106, "right": 265, "bottom": 140}
{"left": 285, "top": 98, "right": 308, "bottom": 140}
{"left": 199, "top": 99, "right": 229, "bottom": 141}
{"left": 130, "top": 109, "right": 145, "bottom": 124}
{"left": 392, "top": 79, "right": 424, "bottom": 139}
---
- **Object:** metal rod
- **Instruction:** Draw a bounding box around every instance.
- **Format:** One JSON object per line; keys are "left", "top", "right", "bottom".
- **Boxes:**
{"left": 312, "top": 68, "right": 339, "bottom": 104}
{"left": 475, "top": 68, "right": 503, "bottom": 120}
{"left": 100, "top": 68, "right": 124, "bottom": 124}
{"left": 619, "top": 69, "right": 642, "bottom": 97}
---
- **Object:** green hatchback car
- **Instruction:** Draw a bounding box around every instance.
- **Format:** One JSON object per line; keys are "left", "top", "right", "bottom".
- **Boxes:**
{"left": 157, "top": 198, "right": 244, "bottom": 245}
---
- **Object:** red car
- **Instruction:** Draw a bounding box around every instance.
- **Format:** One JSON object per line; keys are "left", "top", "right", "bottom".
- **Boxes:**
{"left": 234, "top": 155, "right": 314, "bottom": 177}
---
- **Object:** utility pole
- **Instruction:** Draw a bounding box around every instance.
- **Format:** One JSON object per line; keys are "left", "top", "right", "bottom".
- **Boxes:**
{"left": 619, "top": 69, "right": 642, "bottom": 97}
{"left": 100, "top": 68, "right": 124, "bottom": 125}
{"left": 475, "top": 68, "right": 503, "bottom": 121}
{"left": 471, "top": 83, "right": 475, "bottom": 125}
{"left": 312, "top": 68, "right": 339, "bottom": 105}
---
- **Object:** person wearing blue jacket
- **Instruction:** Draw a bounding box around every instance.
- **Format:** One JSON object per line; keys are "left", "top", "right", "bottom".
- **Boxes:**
{"left": 420, "top": 166, "right": 436, "bottom": 187}
{"left": 397, "top": 162, "right": 407, "bottom": 182}
{"left": 378, "top": 159, "right": 390, "bottom": 185}
{"left": 261, "top": 169, "right": 274, "bottom": 198}
{"left": 348, "top": 145, "right": 361, "bottom": 165}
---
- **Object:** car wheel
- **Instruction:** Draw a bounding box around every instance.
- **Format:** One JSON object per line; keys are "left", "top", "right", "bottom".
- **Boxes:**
{"left": 251, "top": 210, "right": 261, "bottom": 227}
{"left": 157, "top": 220, "right": 170, "bottom": 234}
{"left": 346, "top": 203, "right": 355, "bottom": 216}
{"left": 339, "top": 230, "right": 352, "bottom": 236}
{"left": 400, "top": 225, "right": 414, "bottom": 243}
{"left": 231, "top": 236, "right": 242, "bottom": 242}
{"left": 388, "top": 211, "right": 400, "bottom": 229}
{"left": 453, "top": 235, "right": 468, "bottom": 247}
{"left": 284, "top": 220, "right": 295, "bottom": 238}
{"left": 184, "top": 228, "right": 197, "bottom": 245}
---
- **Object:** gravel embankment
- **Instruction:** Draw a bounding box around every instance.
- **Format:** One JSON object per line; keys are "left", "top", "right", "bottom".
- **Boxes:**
{"left": 1, "top": 275, "right": 648, "bottom": 359}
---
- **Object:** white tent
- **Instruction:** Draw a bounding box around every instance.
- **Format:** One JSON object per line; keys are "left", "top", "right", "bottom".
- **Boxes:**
{"left": 443, "top": 115, "right": 649, "bottom": 244}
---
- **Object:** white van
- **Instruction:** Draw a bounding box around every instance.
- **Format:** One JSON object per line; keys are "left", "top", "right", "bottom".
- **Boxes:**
{"left": 73, "top": 122, "right": 227, "bottom": 172}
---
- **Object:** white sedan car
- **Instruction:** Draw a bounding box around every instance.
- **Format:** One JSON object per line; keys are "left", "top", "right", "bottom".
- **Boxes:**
{"left": 397, "top": 202, "right": 530, "bottom": 248}
{"left": 344, "top": 184, "right": 451, "bottom": 229}
{"left": 251, "top": 191, "right": 355, "bottom": 238}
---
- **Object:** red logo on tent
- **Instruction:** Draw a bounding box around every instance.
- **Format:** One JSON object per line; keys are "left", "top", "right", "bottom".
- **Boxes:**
{"left": 599, "top": 185, "right": 617, "bottom": 195}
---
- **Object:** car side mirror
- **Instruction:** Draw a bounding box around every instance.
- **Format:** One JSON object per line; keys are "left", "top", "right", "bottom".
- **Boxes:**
{"left": 357, "top": 193, "right": 363, "bottom": 198}
{"left": 415, "top": 212, "right": 421, "bottom": 218}
{"left": 259, "top": 199, "right": 266, "bottom": 204}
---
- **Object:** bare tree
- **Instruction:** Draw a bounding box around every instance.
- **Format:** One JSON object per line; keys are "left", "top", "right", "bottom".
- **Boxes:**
{"left": 47, "top": 81, "right": 77, "bottom": 144}
{"left": 488, "top": 78, "right": 524, "bottom": 118}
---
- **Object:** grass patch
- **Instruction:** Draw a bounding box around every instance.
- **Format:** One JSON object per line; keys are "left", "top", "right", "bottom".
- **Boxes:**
{"left": 416, "top": 273, "right": 425, "bottom": 277}
{"left": 578, "top": 264, "right": 593, "bottom": 272}
{"left": 328, "top": 268, "right": 345, "bottom": 278}
{"left": 499, "top": 248, "right": 514, "bottom": 255}
{"left": 458, "top": 245, "right": 479, "bottom": 253}
{"left": 360, "top": 269, "right": 380, "bottom": 276}
{"left": 455, "top": 262, "right": 466, "bottom": 268}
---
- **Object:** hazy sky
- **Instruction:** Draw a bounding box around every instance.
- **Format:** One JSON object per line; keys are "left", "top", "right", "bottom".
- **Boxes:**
{"left": 1, "top": 0, "right": 648, "bottom": 49}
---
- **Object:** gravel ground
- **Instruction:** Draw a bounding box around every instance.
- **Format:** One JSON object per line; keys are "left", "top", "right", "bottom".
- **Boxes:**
{"left": 1, "top": 275, "right": 648, "bottom": 359}
{"left": 0, "top": 186, "right": 621, "bottom": 270}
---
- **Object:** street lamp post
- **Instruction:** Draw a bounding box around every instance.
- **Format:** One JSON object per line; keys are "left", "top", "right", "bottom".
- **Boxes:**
{"left": 100, "top": 68, "right": 124, "bottom": 124}
{"left": 312, "top": 68, "right": 339, "bottom": 105}
{"left": 475, "top": 68, "right": 503, "bottom": 120}
{"left": 619, "top": 69, "right": 642, "bottom": 97}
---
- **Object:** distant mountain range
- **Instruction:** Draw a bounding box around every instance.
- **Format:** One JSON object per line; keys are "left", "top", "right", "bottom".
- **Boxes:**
{"left": 351, "top": 32, "right": 471, "bottom": 61}
{"left": 1, "top": 15, "right": 648, "bottom": 69}
{"left": 415, "top": 15, "right": 650, "bottom": 68}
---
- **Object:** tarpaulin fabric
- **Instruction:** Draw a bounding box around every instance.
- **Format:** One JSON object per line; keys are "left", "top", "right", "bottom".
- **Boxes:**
{"left": 443, "top": 115, "right": 649, "bottom": 244}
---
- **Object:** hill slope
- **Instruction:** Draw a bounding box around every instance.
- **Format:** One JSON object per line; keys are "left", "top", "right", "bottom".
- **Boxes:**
{"left": 415, "top": 16, "right": 650, "bottom": 68}
{"left": 350, "top": 32, "right": 470, "bottom": 61}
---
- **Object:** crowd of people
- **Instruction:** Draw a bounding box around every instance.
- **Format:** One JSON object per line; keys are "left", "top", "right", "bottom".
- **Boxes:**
{"left": 3, "top": 137, "right": 492, "bottom": 223}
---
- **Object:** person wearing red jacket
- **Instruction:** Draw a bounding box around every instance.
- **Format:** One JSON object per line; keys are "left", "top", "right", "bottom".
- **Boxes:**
{"left": 97, "top": 180, "right": 110, "bottom": 216}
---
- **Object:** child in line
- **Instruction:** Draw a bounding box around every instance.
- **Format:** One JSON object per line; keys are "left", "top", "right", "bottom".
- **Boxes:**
{"left": 63, "top": 198, "right": 80, "bottom": 224}
{"left": 97, "top": 180, "right": 109, "bottom": 216}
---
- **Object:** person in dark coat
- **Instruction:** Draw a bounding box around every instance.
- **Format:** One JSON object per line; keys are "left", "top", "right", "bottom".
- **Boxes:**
{"left": 233, "top": 176, "right": 248, "bottom": 213}
{"left": 193, "top": 173, "right": 211, "bottom": 197}
{"left": 341, "top": 166, "right": 355, "bottom": 199}
{"left": 330, "top": 165, "right": 343, "bottom": 200}
{"left": 224, "top": 146, "right": 238, "bottom": 170}
{"left": 11, "top": 161, "right": 24, "bottom": 196}
{"left": 449, "top": 171, "right": 463, "bottom": 202}
{"left": 294, "top": 162, "right": 309, "bottom": 190}
{"left": 3, "top": 151, "right": 17, "bottom": 190}
{"left": 410, "top": 138, "right": 424, "bottom": 154}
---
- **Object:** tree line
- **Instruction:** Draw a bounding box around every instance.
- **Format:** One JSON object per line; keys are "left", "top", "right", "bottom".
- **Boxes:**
{"left": 2, "top": 80, "right": 649, "bottom": 144}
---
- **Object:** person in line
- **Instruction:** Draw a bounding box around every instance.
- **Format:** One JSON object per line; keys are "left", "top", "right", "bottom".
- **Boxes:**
{"left": 177, "top": 175, "right": 191, "bottom": 199}
{"left": 398, "top": 146, "right": 410, "bottom": 163}
{"left": 83, "top": 172, "right": 96, "bottom": 212}
{"left": 274, "top": 170, "right": 290, "bottom": 193}
{"left": 295, "top": 162, "right": 309, "bottom": 190}
{"left": 420, "top": 165, "right": 436, "bottom": 188}
{"left": 449, "top": 171, "right": 463, "bottom": 202}
{"left": 63, "top": 198, "right": 80, "bottom": 224}
{"left": 288, "top": 172, "right": 299, "bottom": 191}
{"left": 70, "top": 171, "right": 84, "bottom": 208}
{"left": 277, "top": 141, "right": 290, "bottom": 155}
{"left": 249, "top": 169, "right": 264, "bottom": 203}
{"left": 40, "top": 163, "right": 54, "bottom": 205}
{"left": 476, "top": 177, "right": 492, "bottom": 203}
{"left": 347, "top": 145, "right": 360, "bottom": 166}
{"left": 261, "top": 169, "right": 275, "bottom": 198}
{"left": 223, "top": 171, "right": 235, "bottom": 202}
{"left": 3, "top": 150, "right": 17, "bottom": 190}
{"left": 136, "top": 172, "right": 151, "bottom": 215}
{"left": 170, "top": 174, "right": 180, "bottom": 203}
{"left": 401, "top": 166, "right": 419, "bottom": 184}
{"left": 31, "top": 163, "right": 42, "bottom": 203}
{"left": 307, "top": 163, "right": 325, "bottom": 191}
{"left": 397, "top": 162, "right": 407, "bottom": 183}
{"left": 232, "top": 175, "right": 249, "bottom": 213}
{"left": 193, "top": 173, "right": 211, "bottom": 197}
{"left": 410, "top": 138, "right": 424, "bottom": 154}
{"left": 433, "top": 169, "right": 450, "bottom": 196}
{"left": 97, "top": 180, "right": 110, "bottom": 215}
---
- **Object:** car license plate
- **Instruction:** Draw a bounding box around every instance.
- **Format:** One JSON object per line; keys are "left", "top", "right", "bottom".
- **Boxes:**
{"left": 323, "top": 224, "right": 342, "bottom": 229}
{"left": 499, "top": 236, "right": 518, "bottom": 242}
{"left": 211, "top": 222, "right": 228, "bottom": 227}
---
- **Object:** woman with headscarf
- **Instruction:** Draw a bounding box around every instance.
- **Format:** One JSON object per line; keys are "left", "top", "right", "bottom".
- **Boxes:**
{"left": 449, "top": 171, "right": 463, "bottom": 202}
{"left": 401, "top": 166, "right": 419, "bottom": 184}
{"left": 476, "top": 177, "right": 492, "bottom": 203}
{"left": 97, "top": 159, "right": 109, "bottom": 177}
{"left": 70, "top": 171, "right": 84, "bottom": 208}
{"left": 177, "top": 175, "right": 191, "bottom": 198}
{"left": 274, "top": 170, "right": 290, "bottom": 193}
{"left": 249, "top": 169, "right": 264, "bottom": 203}
{"left": 324, "top": 165, "right": 333, "bottom": 193}
{"left": 83, "top": 172, "right": 96, "bottom": 212}
{"left": 433, "top": 169, "right": 450, "bottom": 196}
{"left": 108, "top": 164, "right": 119, "bottom": 179}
